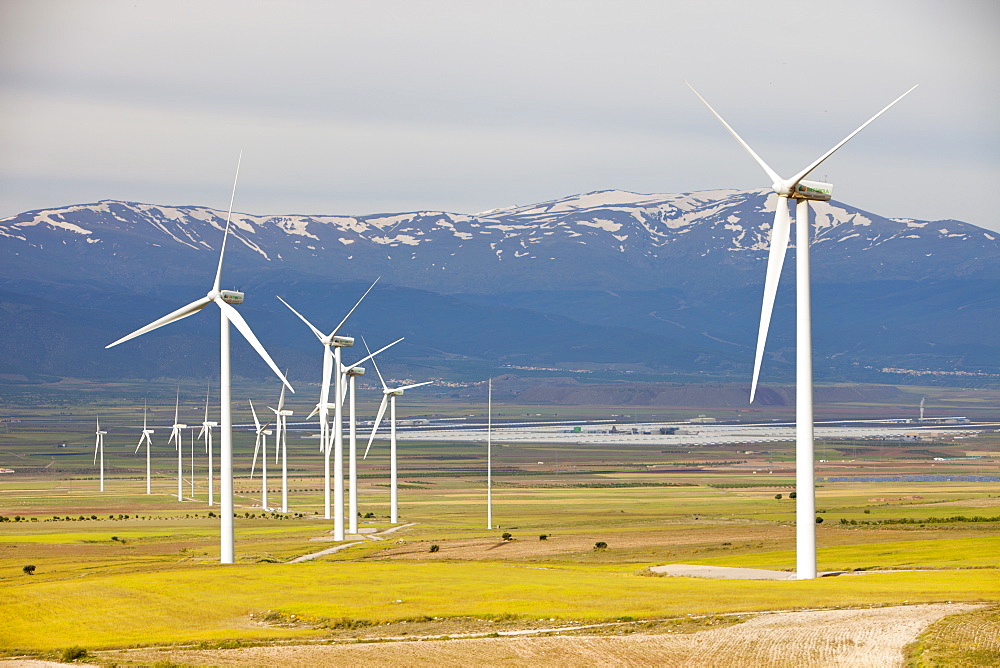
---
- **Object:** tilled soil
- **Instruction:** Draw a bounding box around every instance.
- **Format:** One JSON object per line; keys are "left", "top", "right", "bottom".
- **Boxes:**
{"left": 94, "top": 603, "right": 980, "bottom": 667}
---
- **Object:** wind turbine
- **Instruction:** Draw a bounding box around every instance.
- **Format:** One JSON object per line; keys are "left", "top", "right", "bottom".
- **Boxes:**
{"left": 134, "top": 401, "right": 154, "bottom": 495}
{"left": 105, "top": 153, "right": 293, "bottom": 564}
{"left": 338, "top": 337, "right": 404, "bottom": 534}
{"left": 278, "top": 278, "right": 379, "bottom": 540}
{"left": 94, "top": 417, "right": 107, "bottom": 492}
{"left": 363, "top": 340, "right": 432, "bottom": 524}
{"left": 249, "top": 399, "right": 272, "bottom": 511}
{"left": 486, "top": 378, "right": 492, "bottom": 530}
{"left": 687, "top": 82, "right": 916, "bottom": 580}
{"left": 199, "top": 389, "right": 217, "bottom": 506}
{"left": 268, "top": 383, "right": 292, "bottom": 513}
{"left": 168, "top": 389, "right": 187, "bottom": 502}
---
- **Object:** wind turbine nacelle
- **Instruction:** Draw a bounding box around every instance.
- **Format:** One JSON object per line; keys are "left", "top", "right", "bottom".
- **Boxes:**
{"left": 332, "top": 335, "right": 355, "bottom": 347}
{"left": 791, "top": 180, "right": 833, "bottom": 201}
{"left": 220, "top": 290, "right": 244, "bottom": 305}
{"left": 346, "top": 366, "right": 366, "bottom": 376}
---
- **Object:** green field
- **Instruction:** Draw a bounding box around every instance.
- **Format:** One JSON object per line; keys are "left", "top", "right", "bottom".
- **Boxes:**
{"left": 1, "top": 383, "right": 998, "bottom": 659}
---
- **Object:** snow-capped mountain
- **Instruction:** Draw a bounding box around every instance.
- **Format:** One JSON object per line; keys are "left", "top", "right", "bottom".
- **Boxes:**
{"left": 1, "top": 189, "right": 994, "bottom": 293}
{"left": 0, "top": 189, "right": 996, "bottom": 384}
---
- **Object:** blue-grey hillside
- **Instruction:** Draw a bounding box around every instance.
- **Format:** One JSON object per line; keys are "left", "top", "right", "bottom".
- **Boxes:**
{"left": 0, "top": 189, "right": 996, "bottom": 386}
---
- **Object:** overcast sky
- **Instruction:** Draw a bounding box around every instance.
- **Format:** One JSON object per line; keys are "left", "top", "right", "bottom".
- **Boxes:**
{"left": 1, "top": 0, "right": 997, "bottom": 231}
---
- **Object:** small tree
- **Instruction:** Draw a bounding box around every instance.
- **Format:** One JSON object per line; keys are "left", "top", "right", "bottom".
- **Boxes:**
{"left": 815, "top": 516, "right": 824, "bottom": 524}
{"left": 501, "top": 532, "right": 513, "bottom": 541}
{"left": 789, "top": 492, "right": 797, "bottom": 499}
{"left": 61, "top": 646, "right": 87, "bottom": 662}
{"left": 539, "top": 534, "right": 548, "bottom": 541}
{"left": 429, "top": 544, "right": 440, "bottom": 553}
{"left": 594, "top": 541, "right": 608, "bottom": 550}
{"left": 22, "top": 564, "right": 35, "bottom": 575}
{"left": 774, "top": 493, "right": 783, "bottom": 500}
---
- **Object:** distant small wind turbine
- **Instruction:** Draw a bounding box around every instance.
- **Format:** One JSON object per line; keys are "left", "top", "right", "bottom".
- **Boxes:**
{"left": 686, "top": 81, "right": 916, "bottom": 580}
{"left": 278, "top": 278, "right": 379, "bottom": 539}
{"left": 339, "top": 337, "right": 403, "bottom": 534}
{"left": 94, "top": 417, "right": 107, "bottom": 492}
{"left": 249, "top": 399, "right": 272, "bottom": 511}
{"left": 363, "top": 339, "right": 432, "bottom": 524}
{"left": 134, "top": 401, "right": 154, "bottom": 495}
{"left": 198, "top": 389, "right": 217, "bottom": 506}
{"left": 105, "top": 153, "right": 292, "bottom": 564}
{"left": 168, "top": 389, "right": 187, "bottom": 502}
{"left": 268, "top": 381, "right": 292, "bottom": 513}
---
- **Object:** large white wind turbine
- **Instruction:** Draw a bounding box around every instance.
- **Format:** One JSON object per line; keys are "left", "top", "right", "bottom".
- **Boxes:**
{"left": 94, "top": 417, "right": 107, "bottom": 492}
{"left": 277, "top": 279, "right": 379, "bottom": 540}
{"left": 198, "top": 390, "right": 217, "bottom": 506}
{"left": 168, "top": 389, "right": 187, "bottom": 502}
{"left": 687, "top": 82, "right": 916, "bottom": 580}
{"left": 134, "top": 401, "right": 154, "bottom": 495}
{"left": 338, "top": 337, "right": 403, "bottom": 534}
{"left": 363, "top": 341, "right": 432, "bottom": 524}
{"left": 249, "top": 399, "right": 272, "bottom": 511}
{"left": 105, "top": 154, "right": 293, "bottom": 564}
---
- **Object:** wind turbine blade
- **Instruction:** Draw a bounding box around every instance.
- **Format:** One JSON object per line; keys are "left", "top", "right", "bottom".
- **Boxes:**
{"left": 277, "top": 376, "right": 287, "bottom": 412}
{"left": 307, "top": 403, "right": 319, "bottom": 420}
{"left": 203, "top": 386, "right": 210, "bottom": 423}
{"left": 198, "top": 424, "right": 207, "bottom": 439}
{"left": 319, "top": 345, "right": 333, "bottom": 418}
{"left": 250, "top": 433, "right": 260, "bottom": 479}
{"left": 277, "top": 296, "right": 326, "bottom": 342}
{"left": 361, "top": 336, "right": 388, "bottom": 390}
{"left": 249, "top": 399, "right": 261, "bottom": 433}
{"left": 105, "top": 296, "right": 213, "bottom": 348}
{"left": 685, "top": 81, "right": 782, "bottom": 185}
{"left": 329, "top": 277, "right": 380, "bottom": 337}
{"left": 345, "top": 337, "right": 404, "bottom": 372}
{"left": 173, "top": 387, "right": 180, "bottom": 425}
{"left": 212, "top": 151, "right": 242, "bottom": 293}
{"left": 216, "top": 298, "right": 294, "bottom": 393}
{"left": 750, "top": 197, "right": 791, "bottom": 404}
{"left": 788, "top": 85, "right": 918, "bottom": 187}
{"left": 363, "top": 396, "right": 389, "bottom": 459}
{"left": 397, "top": 380, "right": 433, "bottom": 393}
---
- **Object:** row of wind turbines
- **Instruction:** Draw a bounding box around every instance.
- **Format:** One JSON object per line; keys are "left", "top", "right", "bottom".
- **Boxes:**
{"left": 104, "top": 154, "right": 430, "bottom": 563}
{"left": 102, "top": 81, "right": 915, "bottom": 577}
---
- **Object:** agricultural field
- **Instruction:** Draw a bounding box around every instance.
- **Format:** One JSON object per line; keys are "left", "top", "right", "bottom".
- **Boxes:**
{"left": 0, "top": 381, "right": 998, "bottom": 665}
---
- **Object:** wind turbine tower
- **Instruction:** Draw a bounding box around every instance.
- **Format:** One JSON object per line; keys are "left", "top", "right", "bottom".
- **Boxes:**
{"left": 249, "top": 400, "right": 272, "bottom": 511}
{"left": 199, "top": 391, "right": 218, "bottom": 506}
{"left": 269, "top": 384, "right": 292, "bottom": 513}
{"left": 487, "top": 378, "right": 493, "bottom": 530}
{"left": 106, "top": 154, "right": 292, "bottom": 563}
{"left": 135, "top": 401, "right": 154, "bottom": 495}
{"left": 168, "top": 390, "right": 187, "bottom": 501}
{"left": 363, "top": 341, "right": 432, "bottom": 524}
{"left": 687, "top": 81, "right": 916, "bottom": 580}
{"left": 94, "top": 417, "right": 107, "bottom": 492}
{"left": 340, "top": 337, "right": 403, "bottom": 533}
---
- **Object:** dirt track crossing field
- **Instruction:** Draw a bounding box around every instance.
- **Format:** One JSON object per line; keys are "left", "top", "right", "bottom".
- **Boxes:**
{"left": 92, "top": 603, "right": 979, "bottom": 667}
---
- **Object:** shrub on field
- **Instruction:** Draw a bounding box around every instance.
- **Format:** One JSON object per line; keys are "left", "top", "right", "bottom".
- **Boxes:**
{"left": 816, "top": 516, "right": 824, "bottom": 524}
{"left": 61, "top": 646, "right": 87, "bottom": 662}
{"left": 539, "top": 534, "right": 548, "bottom": 540}
{"left": 22, "top": 565, "right": 35, "bottom": 575}
{"left": 789, "top": 492, "right": 797, "bottom": 499}
{"left": 774, "top": 494, "right": 782, "bottom": 499}
{"left": 429, "top": 544, "right": 440, "bottom": 553}
{"left": 595, "top": 541, "right": 608, "bottom": 550}
{"left": 502, "top": 532, "right": 512, "bottom": 541}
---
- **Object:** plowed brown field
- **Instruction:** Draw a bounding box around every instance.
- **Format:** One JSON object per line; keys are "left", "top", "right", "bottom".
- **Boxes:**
{"left": 95, "top": 603, "right": 980, "bottom": 667}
